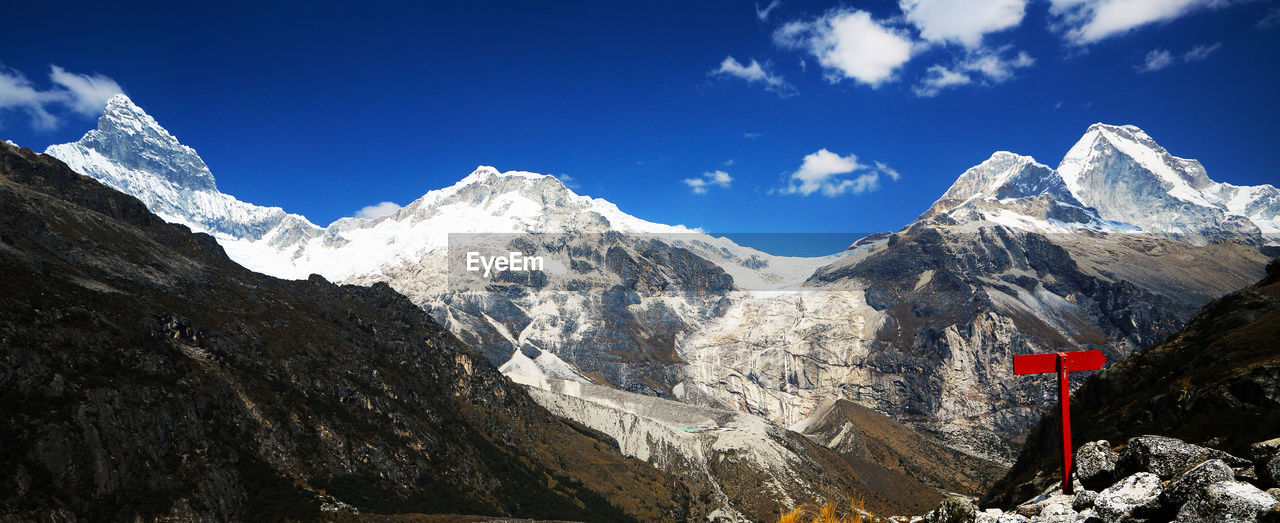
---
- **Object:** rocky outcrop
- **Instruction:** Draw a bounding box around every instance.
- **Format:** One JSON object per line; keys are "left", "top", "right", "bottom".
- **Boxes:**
{"left": 962, "top": 436, "right": 1279, "bottom": 523}
{"left": 0, "top": 142, "right": 689, "bottom": 521}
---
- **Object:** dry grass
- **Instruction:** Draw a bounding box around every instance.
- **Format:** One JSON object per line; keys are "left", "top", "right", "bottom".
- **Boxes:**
{"left": 777, "top": 495, "right": 877, "bottom": 523}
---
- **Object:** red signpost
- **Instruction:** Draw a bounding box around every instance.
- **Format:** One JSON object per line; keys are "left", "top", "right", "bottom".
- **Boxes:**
{"left": 1014, "top": 349, "right": 1106, "bottom": 495}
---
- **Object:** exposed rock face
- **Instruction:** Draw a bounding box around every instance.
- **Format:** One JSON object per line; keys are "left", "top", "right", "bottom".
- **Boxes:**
{"left": 794, "top": 224, "right": 1265, "bottom": 461}
{"left": 1094, "top": 472, "right": 1162, "bottom": 520}
{"left": 983, "top": 258, "right": 1280, "bottom": 507}
{"left": 510, "top": 377, "right": 942, "bottom": 518}
{"left": 0, "top": 142, "right": 690, "bottom": 521}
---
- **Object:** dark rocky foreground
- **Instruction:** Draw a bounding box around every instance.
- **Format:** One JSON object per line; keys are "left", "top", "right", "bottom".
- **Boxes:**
{"left": 905, "top": 256, "right": 1280, "bottom": 521}
{"left": 983, "top": 256, "right": 1280, "bottom": 509}
{"left": 922, "top": 434, "right": 1280, "bottom": 522}
{"left": 0, "top": 142, "right": 691, "bottom": 520}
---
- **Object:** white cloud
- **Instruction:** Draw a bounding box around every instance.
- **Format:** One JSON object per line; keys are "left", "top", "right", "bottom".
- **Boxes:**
{"left": 913, "top": 46, "right": 1034, "bottom": 96}
{"left": 557, "top": 173, "right": 581, "bottom": 189}
{"left": 914, "top": 65, "right": 973, "bottom": 97}
{"left": 1183, "top": 42, "right": 1222, "bottom": 61}
{"left": 756, "top": 0, "right": 782, "bottom": 21}
{"left": 710, "top": 56, "right": 796, "bottom": 97}
{"left": 875, "top": 161, "right": 902, "bottom": 181}
{"left": 1138, "top": 49, "right": 1176, "bottom": 72}
{"left": 0, "top": 65, "right": 123, "bottom": 130}
{"left": 354, "top": 201, "right": 402, "bottom": 219}
{"left": 1138, "top": 42, "right": 1222, "bottom": 72}
{"left": 1049, "top": 0, "right": 1230, "bottom": 45}
{"left": 775, "top": 9, "right": 914, "bottom": 87}
{"left": 780, "top": 149, "right": 900, "bottom": 197}
{"left": 0, "top": 68, "right": 58, "bottom": 130}
{"left": 900, "top": 0, "right": 1027, "bottom": 48}
{"left": 1260, "top": 7, "right": 1280, "bottom": 29}
{"left": 743, "top": 132, "right": 763, "bottom": 140}
{"left": 49, "top": 66, "right": 124, "bottom": 116}
{"left": 683, "top": 170, "right": 733, "bottom": 194}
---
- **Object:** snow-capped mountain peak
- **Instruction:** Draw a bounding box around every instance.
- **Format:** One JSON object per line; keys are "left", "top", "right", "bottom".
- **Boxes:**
{"left": 921, "top": 150, "right": 1079, "bottom": 223}
{"left": 86, "top": 94, "right": 218, "bottom": 191}
{"left": 921, "top": 123, "right": 1277, "bottom": 239}
{"left": 45, "top": 97, "right": 318, "bottom": 241}
{"left": 943, "top": 151, "right": 1064, "bottom": 202}
{"left": 1054, "top": 123, "right": 1270, "bottom": 236}
{"left": 1060, "top": 123, "right": 1215, "bottom": 207}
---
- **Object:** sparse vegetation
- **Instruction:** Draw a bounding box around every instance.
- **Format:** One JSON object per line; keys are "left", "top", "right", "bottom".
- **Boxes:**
{"left": 776, "top": 495, "right": 878, "bottom": 523}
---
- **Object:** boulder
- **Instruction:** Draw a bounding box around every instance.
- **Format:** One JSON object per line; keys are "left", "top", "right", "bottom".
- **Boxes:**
{"left": 1095, "top": 472, "right": 1162, "bottom": 521}
{"left": 925, "top": 497, "right": 978, "bottom": 523}
{"left": 976, "top": 511, "right": 1029, "bottom": 523}
{"left": 1072, "top": 508, "right": 1102, "bottom": 522}
{"left": 1267, "top": 454, "right": 1280, "bottom": 488}
{"left": 1251, "top": 437, "right": 1280, "bottom": 464}
{"left": 1162, "top": 459, "right": 1235, "bottom": 507}
{"left": 1174, "top": 480, "right": 1279, "bottom": 522}
{"left": 1117, "top": 435, "right": 1249, "bottom": 480}
{"left": 1071, "top": 490, "right": 1097, "bottom": 512}
{"left": 1075, "top": 441, "right": 1119, "bottom": 490}
{"left": 1260, "top": 502, "right": 1280, "bottom": 523}
{"left": 1015, "top": 492, "right": 1074, "bottom": 519}
{"left": 1031, "top": 502, "right": 1077, "bottom": 522}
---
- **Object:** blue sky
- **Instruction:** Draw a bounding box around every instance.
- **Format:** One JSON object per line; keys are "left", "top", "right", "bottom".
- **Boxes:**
{"left": 2, "top": 1, "right": 1278, "bottom": 245}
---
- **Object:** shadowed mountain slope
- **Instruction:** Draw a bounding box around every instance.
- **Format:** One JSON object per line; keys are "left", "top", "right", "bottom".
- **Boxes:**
{"left": 0, "top": 142, "right": 690, "bottom": 521}
{"left": 982, "top": 256, "right": 1280, "bottom": 508}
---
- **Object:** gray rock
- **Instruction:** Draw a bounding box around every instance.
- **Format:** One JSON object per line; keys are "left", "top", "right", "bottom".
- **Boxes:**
{"left": 1095, "top": 472, "right": 1162, "bottom": 521}
{"left": 1118, "top": 435, "right": 1250, "bottom": 479}
{"left": 1075, "top": 441, "right": 1119, "bottom": 490}
{"left": 1267, "top": 454, "right": 1280, "bottom": 488}
{"left": 925, "top": 496, "right": 978, "bottom": 523}
{"left": 1268, "top": 487, "right": 1280, "bottom": 501}
{"left": 1071, "top": 490, "right": 1097, "bottom": 511}
{"left": 1017, "top": 492, "right": 1075, "bottom": 519}
{"left": 1031, "top": 502, "right": 1077, "bottom": 523}
{"left": 976, "top": 511, "right": 1030, "bottom": 523}
{"left": 1072, "top": 508, "right": 1102, "bottom": 523}
{"left": 1260, "top": 502, "right": 1280, "bottom": 523}
{"left": 1163, "top": 459, "right": 1236, "bottom": 507}
{"left": 1174, "top": 480, "right": 1279, "bottom": 523}
{"left": 1251, "top": 437, "right": 1280, "bottom": 464}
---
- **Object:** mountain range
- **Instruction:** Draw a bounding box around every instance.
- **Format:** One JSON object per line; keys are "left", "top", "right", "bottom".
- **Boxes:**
{"left": 27, "top": 94, "right": 1280, "bottom": 517}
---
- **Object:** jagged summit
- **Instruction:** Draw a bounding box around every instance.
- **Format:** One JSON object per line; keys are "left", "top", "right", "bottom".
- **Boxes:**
{"left": 1058, "top": 123, "right": 1271, "bottom": 236}
{"left": 79, "top": 93, "right": 218, "bottom": 192}
{"left": 45, "top": 97, "right": 315, "bottom": 241}
{"left": 922, "top": 123, "right": 1279, "bottom": 238}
